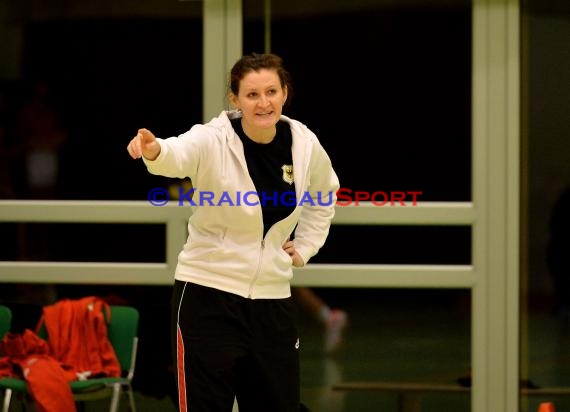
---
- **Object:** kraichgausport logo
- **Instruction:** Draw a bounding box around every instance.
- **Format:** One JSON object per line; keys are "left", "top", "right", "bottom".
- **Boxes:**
{"left": 147, "top": 187, "right": 422, "bottom": 207}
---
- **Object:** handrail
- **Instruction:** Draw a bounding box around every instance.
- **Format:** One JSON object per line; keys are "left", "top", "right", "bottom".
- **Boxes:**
{"left": 0, "top": 200, "right": 475, "bottom": 286}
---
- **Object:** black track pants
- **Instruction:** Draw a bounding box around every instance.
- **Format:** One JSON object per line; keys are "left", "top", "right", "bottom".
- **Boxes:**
{"left": 171, "top": 281, "right": 300, "bottom": 412}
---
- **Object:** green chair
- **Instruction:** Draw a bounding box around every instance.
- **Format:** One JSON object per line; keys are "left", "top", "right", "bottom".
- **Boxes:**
{"left": 0, "top": 305, "right": 139, "bottom": 412}
{"left": 0, "top": 305, "right": 13, "bottom": 412}
{"left": 0, "top": 305, "right": 11, "bottom": 341}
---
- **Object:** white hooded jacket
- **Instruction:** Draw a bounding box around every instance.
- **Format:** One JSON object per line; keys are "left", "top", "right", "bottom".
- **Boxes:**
{"left": 144, "top": 110, "right": 339, "bottom": 299}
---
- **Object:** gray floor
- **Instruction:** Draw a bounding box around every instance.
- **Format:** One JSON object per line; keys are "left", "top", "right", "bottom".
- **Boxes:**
{"left": 6, "top": 288, "right": 569, "bottom": 412}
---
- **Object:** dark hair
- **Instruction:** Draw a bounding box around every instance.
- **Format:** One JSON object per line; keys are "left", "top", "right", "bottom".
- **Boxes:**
{"left": 229, "top": 53, "right": 293, "bottom": 106}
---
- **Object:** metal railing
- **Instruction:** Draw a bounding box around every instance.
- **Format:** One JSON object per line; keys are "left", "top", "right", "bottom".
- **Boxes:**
{"left": 0, "top": 200, "right": 474, "bottom": 287}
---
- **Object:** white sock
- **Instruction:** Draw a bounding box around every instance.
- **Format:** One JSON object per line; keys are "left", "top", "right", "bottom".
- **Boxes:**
{"left": 318, "top": 306, "right": 331, "bottom": 323}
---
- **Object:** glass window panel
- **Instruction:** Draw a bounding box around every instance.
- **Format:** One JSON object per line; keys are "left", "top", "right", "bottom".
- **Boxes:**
{"left": 0, "top": 1, "right": 203, "bottom": 200}
{"left": 299, "top": 288, "right": 471, "bottom": 412}
{"left": 522, "top": 1, "right": 570, "bottom": 411}
{"left": 244, "top": 0, "right": 471, "bottom": 201}
{"left": 0, "top": 223, "right": 165, "bottom": 262}
{"left": 312, "top": 225, "right": 471, "bottom": 265}
{"left": 243, "top": 3, "right": 473, "bottom": 411}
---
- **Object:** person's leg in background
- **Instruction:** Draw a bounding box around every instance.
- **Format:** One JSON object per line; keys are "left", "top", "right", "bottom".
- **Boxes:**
{"left": 291, "top": 287, "right": 348, "bottom": 355}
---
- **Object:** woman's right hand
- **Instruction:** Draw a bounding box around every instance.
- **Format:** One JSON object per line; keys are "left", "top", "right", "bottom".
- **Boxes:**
{"left": 126, "top": 128, "right": 161, "bottom": 161}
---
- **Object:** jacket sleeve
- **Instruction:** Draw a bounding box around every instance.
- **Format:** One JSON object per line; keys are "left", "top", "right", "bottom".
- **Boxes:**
{"left": 142, "top": 124, "right": 210, "bottom": 179}
{"left": 293, "top": 139, "right": 339, "bottom": 265}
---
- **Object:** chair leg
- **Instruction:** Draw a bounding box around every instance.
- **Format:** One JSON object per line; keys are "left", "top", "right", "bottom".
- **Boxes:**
{"left": 109, "top": 384, "right": 121, "bottom": 412}
{"left": 126, "top": 385, "right": 136, "bottom": 412}
{"left": 2, "top": 388, "right": 12, "bottom": 412}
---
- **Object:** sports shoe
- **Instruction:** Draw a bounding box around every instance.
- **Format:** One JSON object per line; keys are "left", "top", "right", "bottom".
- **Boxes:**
{"left": 324, "top": 309, "right": 348, "bottom": 355}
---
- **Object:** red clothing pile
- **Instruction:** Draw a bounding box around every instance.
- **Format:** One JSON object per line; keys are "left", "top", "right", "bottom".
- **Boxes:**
{"left": 0, "top": 296, "right": 122, "bottom": 412}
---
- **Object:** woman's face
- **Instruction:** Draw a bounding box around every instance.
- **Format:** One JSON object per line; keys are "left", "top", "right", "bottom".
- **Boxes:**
{"left": 231, "top": 69, "right": 287, "bottom": 140}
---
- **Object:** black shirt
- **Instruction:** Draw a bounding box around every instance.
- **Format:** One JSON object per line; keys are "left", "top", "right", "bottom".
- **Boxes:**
{"left": 231, "top": 118, "right": 296, "bottom": 237}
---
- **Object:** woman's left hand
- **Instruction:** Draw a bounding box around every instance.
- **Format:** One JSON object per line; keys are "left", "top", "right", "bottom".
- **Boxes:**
{"left": 282, "top": 240, "right": 304, "bottom": 267}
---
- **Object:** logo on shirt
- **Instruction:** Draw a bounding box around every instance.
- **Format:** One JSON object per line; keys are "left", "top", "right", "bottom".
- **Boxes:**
{"left": 282, "top": 164, "right": 294, "bottom": 185}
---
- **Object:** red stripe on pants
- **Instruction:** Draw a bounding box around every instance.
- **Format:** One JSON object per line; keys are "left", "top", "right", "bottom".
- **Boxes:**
{"left": 177, "top": 324, "right": 187, "bottom": 412}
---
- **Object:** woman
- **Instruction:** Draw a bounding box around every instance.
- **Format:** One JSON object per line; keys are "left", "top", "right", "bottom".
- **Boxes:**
{"left": 127, "top": 52, "right": 339, "bottom": 412}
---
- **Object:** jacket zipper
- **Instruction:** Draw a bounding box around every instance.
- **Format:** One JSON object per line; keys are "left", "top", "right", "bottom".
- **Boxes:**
{"left": 248, "top": 239, "right": 265, "bottom": 298}
{"left": 229, "top": 124, "right": 268, "bottom": 299}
